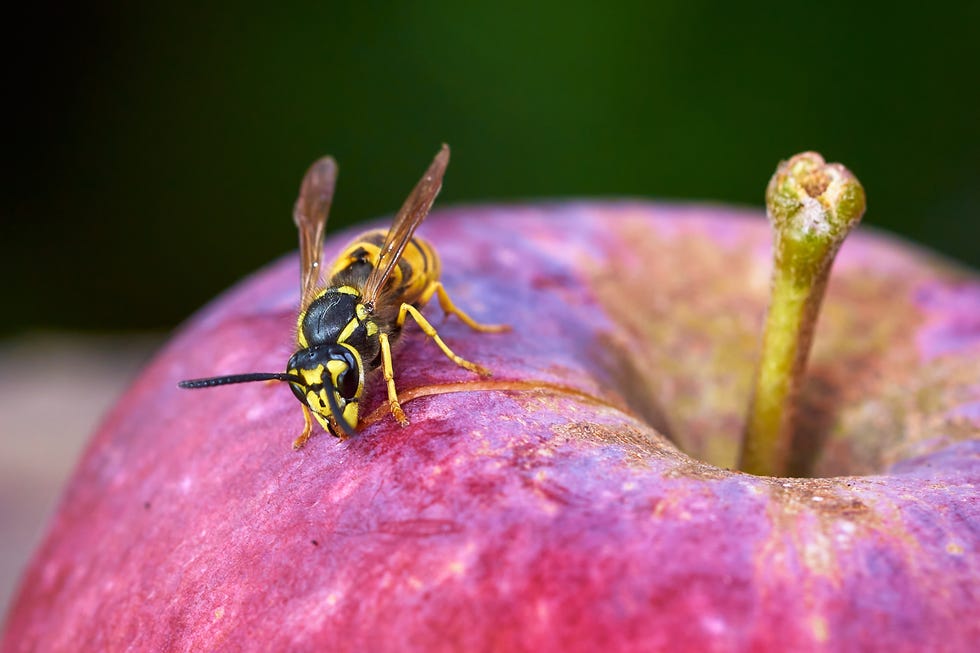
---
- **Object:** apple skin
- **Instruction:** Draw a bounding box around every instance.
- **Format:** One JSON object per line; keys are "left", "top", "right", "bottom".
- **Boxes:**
{"left": 3, "top": 203, "right": 978, "bottom": 652}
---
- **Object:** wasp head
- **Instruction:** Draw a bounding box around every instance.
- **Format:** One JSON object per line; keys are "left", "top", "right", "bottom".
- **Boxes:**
{"left": 286, "top": 343, "right": 364, "bottom": 437}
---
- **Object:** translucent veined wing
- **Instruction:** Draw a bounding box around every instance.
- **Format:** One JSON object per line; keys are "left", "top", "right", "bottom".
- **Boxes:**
{"left": 294, "top": 156, "right": 338, "bottom": 313}
{"left": 361, "top": 144, "right": 449, "bottom": 312}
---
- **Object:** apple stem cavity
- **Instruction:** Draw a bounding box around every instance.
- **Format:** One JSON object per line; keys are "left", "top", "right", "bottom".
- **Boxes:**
{"left": 739, "top": 152, "right": 866, "bottom": 477}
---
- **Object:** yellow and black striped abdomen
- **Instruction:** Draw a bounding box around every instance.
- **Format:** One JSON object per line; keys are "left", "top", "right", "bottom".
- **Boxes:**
{"left": 327, "top": 229, "right": 440, "bottom": 308}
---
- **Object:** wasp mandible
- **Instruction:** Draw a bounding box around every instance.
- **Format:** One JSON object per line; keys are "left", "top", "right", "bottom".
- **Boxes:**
{"left": 179, "top": 145, "right": 508, "bottom": 447}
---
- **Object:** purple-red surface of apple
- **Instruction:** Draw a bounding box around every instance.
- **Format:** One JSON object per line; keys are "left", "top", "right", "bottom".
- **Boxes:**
{"left": 3, "top": 203, "right": 979, "bottom": 652}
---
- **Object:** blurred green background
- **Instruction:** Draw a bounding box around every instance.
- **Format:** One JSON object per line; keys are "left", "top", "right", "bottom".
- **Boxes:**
{"left": 5, "top": 1, "right": 979, "bottom": 334}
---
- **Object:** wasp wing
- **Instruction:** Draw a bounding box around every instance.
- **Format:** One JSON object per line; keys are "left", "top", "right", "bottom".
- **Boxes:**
{"left": 361, "top": 144, "right": 449, "bottom": 311}
{"left": 294, "top": 156, "right": 338, "bottom": 313}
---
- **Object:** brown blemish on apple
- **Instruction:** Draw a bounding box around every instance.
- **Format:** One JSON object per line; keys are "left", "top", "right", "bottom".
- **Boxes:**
{"left": 551, "top": 421, "right": 670, "bottom": 469}
{"left": 762, "top": 477, "right": 873, "bottom": 523}
{"left": 663, "top": 459, "right": 735, "bottom": 482}
{"left": 551, "top": 420, "right": 735, "bottom": 481}
{"left": 748, "top": 475, "right": 920, "bottom": 616}
{"left": 499, "top": 400, "right": 739, "bottom": 481}
{"left": 753, "top": 487, "right": 858, "bottom": 600}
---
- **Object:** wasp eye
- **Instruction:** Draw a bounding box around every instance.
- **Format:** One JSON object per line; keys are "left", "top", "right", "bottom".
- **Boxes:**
{"left": 336, "top": 366, "right": 358, "bottom": 400}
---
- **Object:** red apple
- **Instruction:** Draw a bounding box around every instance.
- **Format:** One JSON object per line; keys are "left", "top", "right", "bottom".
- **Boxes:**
{"left": 3, "top": 202, "right": 978, "bottom": 652}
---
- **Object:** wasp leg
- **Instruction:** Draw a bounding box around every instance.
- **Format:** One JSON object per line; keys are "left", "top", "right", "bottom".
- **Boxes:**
{"left": 379, "top": 332, "right": 410, "bottom": 426}
{"left": 420, "top": 281, "right": 510, "bottom": 333}
{"left": 398, "top": 303, "right": 492, "bottom": 377}
{"left": 292, "top": 403, "right": 314, "bottom": 450}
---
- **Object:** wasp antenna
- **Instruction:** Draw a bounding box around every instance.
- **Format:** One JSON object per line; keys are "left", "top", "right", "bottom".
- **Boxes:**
{"left": 324, "top": 381, "right": 358, "bottom": 438}
{"left": 178, "top": 372, "right": 302, "bottom": 389}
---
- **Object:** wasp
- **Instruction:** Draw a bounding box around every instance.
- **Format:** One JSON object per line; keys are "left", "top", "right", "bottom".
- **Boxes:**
{"left": 179, "top": 145, "right": 507, "bottom": 448}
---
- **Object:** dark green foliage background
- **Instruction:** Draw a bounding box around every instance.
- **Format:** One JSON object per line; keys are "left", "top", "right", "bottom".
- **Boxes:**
{"left": 5, "top": 1, "right": 979, "bottom": 332}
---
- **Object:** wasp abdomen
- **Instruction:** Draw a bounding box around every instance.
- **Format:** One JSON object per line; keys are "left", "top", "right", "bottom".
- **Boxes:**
{"left": 330, "top": 231, "right": 440, "bottom": 309}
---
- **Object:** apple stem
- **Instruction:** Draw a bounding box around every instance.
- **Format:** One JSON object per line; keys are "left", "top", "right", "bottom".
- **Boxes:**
{"left": 739, "top": 152, "right": 866, "bottom": 477}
